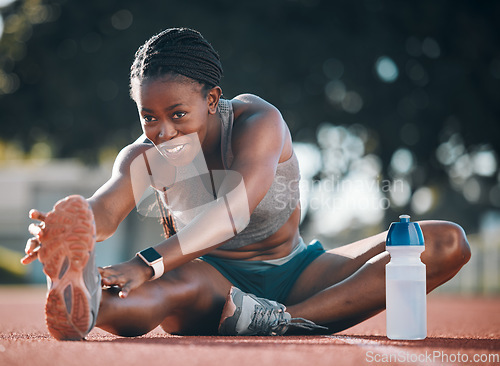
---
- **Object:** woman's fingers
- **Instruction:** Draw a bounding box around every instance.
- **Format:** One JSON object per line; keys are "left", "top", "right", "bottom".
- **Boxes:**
{"left": 99, "top": 266, "right": 123, "bottom": 287}
{"left": 21, "top": 238, "right": 40, "bottom": 265}
{"left": 29, "top": 209, "right": 46, "bottom": 221}
{"left": 22, "top": 209, "right": 49, "bottom": 265}
{"left": 118, "top": 284, "right": 131, "bottom": 299}
{"left": 25, "top": 237, "right": 40, "bottom": 254}
{"left": 100, "top": 271, "right": 130, "bottom": 298}
{"left": 98, "top": 263, "right": 143, "bottom": 299}
{"left": 26, "top": 209, "right": 47, "bottom": 248}
{"left": 21, "top": 252, "right": 38, "bottom": 265}
{"left": 28, "top": 223, "right": 43, "bottom": 237}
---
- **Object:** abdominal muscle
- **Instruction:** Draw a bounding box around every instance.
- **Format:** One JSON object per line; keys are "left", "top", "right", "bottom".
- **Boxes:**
{"left": 205, "top": 203, "right": 301, "bottom": 261}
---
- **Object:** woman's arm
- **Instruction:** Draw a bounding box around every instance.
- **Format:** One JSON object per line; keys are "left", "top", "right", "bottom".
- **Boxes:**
{"left": 88, "top": 143, "right": 151, "bottom": 242}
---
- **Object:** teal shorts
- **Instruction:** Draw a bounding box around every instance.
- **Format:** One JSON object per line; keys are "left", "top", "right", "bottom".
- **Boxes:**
{"left": 200, "top": 239, "right": 325, "bottom": 304}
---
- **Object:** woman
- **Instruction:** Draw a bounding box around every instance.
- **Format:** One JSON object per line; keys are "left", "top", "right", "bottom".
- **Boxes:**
{"left": 22, "top": 28, "right": 471, "bottom": 340}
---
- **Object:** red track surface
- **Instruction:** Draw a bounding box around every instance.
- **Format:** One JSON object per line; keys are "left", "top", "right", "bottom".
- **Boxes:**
{"left": 0, "top": 286, "right": 498, "bottom": 366}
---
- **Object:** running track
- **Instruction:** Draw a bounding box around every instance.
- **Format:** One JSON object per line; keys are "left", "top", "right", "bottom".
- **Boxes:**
{"left": 0, "top": 286, "right": 498, "bottom": 366}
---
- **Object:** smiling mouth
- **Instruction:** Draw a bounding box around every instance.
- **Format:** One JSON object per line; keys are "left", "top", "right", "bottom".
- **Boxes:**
{"left": 164, "top": 144, "right": 186, "bottom": 154}
{"left": 158, "top": 143, "right": 189, "bottom": 159}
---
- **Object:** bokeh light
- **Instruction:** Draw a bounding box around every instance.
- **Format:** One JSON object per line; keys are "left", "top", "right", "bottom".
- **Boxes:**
{"left": 111, "top": 9, "right": 133, "bottom": 30}
{"left": 390, "top": 148, "right": 415, "bottom": 176}
{"left": 472, "top": 148, "right": 497, "bottom": 177}
{"left": 375, "top": 56, "right": 399, "bottom": 83}
{"left": 422, "top": 37, "right": 441, "bottom": 59}
{"left": 323, "top": 58, "right": 344, "bottom": 80}
{"left": 411, "top": 186, "right": 435, "bottom": 214}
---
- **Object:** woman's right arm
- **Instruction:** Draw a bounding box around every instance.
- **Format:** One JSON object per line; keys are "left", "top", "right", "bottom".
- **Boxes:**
{"left": 88, "top": 142, "right": 151, "bottom": 242}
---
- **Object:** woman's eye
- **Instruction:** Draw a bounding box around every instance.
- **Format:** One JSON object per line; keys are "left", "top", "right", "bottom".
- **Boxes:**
{"left": 142, "top": 115, "right": 157, "bottom": 123}
{"left": 173, "top": 111, "right": 186, "bottom": 119}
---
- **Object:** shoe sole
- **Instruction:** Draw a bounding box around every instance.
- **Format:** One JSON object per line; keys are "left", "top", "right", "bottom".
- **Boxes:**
{"left": 38, "top": 195, "right": 96, "bottom": 341}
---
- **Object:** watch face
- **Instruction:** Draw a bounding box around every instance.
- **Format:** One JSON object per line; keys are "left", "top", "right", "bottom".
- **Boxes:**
{"left": 140, "top": 247, "right": 162, "bottom": 263}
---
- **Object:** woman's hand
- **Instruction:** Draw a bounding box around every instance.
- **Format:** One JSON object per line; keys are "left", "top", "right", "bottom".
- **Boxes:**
{"left": 99, "top": 256, "right": 154, "bottom": 299}
{"left": 21, "top": 209, "right": 47, "bottom": 265}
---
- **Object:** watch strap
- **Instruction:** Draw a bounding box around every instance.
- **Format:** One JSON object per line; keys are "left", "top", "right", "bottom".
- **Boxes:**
{"left": 149, "top": 257, "right": 164, "bottom": 280}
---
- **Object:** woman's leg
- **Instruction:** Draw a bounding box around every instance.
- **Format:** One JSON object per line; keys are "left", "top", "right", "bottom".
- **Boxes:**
{"left": 96, "top": 259, "right": 233, "bottom": 336}
{"left": 285, "top": 220, "right": 471, "bottom": 333}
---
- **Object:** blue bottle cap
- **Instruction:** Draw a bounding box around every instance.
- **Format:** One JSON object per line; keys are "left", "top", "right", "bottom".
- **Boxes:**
{"left": 386, "top": 214, "right": 425, "bottom": 246}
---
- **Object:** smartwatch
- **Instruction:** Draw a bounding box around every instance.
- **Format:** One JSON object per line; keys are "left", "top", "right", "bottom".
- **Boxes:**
{"left": 136, "top": 247, "right": 164, "bottom": 280}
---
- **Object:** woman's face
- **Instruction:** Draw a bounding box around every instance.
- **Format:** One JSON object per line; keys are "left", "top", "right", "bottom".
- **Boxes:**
{"left": 132, "top": 75, "right": 219, "bottom": 166}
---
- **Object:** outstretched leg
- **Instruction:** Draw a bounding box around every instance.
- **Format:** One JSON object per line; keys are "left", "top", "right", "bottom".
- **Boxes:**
{"left": 284, "top": 220, "right": 471, "bottom": 333}
{"left": 96, "top": 258, "right": 233, "bottom": 336}
{"left": 32, "top": 196, "right": 233, "bottom": 339}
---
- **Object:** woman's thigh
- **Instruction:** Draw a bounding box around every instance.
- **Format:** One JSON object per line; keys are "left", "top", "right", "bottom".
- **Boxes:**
{"left": 285, "top": 231, "right": 387, "bottom": 305}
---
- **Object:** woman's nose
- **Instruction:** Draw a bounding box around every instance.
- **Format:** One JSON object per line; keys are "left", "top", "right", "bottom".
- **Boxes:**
{"left": 158, "top": 122, "right": 178, "bottom": 140}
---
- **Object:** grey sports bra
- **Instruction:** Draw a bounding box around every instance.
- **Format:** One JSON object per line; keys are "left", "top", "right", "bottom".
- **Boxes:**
{"left": 216, "top": 99, "right": 300, "bottom": 249}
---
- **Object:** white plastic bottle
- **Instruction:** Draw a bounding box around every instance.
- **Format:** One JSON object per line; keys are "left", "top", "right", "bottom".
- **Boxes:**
{"left": 385, "top": 214, "right": 427, "bottom": 340}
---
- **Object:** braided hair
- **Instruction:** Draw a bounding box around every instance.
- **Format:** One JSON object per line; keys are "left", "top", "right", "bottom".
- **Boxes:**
{"left": 130, "top": 27, "right": 223, "bottom": 98}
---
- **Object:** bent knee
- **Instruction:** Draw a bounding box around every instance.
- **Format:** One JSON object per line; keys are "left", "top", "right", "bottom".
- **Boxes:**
{"left": 422, "top": 220, "right": 471, "bottom": 269}
{"left": 441, "top": 221, "right": 471, "bottom": 267}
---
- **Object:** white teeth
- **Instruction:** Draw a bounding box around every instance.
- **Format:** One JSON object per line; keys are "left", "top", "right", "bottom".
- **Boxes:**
{"left": 164, "top": 144, "right": 184, "bottom": 154}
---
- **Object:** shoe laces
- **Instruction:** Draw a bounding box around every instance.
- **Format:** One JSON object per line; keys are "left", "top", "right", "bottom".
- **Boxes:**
{"left": 249, "top": 300, "right": 328, "bottom": 335}
{"left": 289, "top": 317, "right": 329, "bottom": 332}
{"left": 249, "top": 302, "right": 289, "bottom": 335}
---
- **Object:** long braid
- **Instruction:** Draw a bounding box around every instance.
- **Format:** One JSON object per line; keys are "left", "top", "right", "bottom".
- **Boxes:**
{"left": 133, "top": 28, "right": 222, "bottom": 239}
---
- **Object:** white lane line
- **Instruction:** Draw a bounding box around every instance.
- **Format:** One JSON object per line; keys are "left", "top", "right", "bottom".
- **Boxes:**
{"left": 325, "top": 335, "right": 455, "bottom": 366}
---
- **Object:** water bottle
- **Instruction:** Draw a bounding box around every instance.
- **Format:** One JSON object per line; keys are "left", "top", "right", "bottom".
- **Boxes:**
{"left": 385, "top": 214, "right": 427, "bottom": 340}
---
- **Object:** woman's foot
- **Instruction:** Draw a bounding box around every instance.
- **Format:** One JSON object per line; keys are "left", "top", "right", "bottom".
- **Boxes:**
{"left": 218, "top": 286, "right": 327, "bottom": 336}
{"left": 37, "top": 195, "right": 101, "bottom": 341}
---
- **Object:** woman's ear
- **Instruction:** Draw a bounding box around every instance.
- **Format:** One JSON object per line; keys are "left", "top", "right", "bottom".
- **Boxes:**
{"left": 207, "top": 86, "right": 222, "bottom": 114}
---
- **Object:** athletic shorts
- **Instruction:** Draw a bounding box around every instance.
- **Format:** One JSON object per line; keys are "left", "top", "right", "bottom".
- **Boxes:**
{"left": 200, "top": 239, "right": 325, "bottom": 304}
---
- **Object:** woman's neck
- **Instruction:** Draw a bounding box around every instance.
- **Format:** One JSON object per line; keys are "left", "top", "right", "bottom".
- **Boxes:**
{"left": 202, "top": 112, "right": 222, "bottom": 156}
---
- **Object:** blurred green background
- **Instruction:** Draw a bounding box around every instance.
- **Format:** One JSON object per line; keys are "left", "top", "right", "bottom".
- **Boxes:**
{"left": 0, "top": 0, "right": 498, "bottom": 293}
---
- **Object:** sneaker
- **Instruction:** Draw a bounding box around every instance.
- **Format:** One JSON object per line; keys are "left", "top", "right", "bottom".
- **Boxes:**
{"left": 37, "top": 195, "right": 101, "bottom": 341}
{"left": 218, "top": 286, "right": 327, "bottom": 336}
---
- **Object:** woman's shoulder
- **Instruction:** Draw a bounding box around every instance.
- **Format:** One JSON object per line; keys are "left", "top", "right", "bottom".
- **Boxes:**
{"left": 227, "top": 94, "right": 291, "bottom": 161}
{"left": 228, "top": 94, "right": 285, "bottom": 135}
{"left": 118, "top": 139, "right": 151, "bottom": 161}
{"left": 229, "top": 93, "right": 280, "bottom": 118}
{"left": 112, "top": 138, "right": 154, "bottom": 175}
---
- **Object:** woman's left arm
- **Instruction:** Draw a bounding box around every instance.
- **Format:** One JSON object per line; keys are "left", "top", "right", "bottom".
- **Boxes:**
{"left": 227, "top": 94, "right": 289, "bottom": 213}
